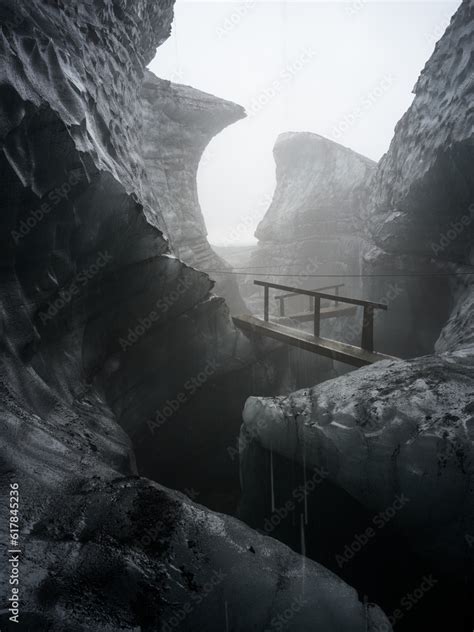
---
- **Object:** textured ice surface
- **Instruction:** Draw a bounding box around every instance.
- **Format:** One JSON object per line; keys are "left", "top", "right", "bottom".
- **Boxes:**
{"left": 141, "top": 70, "right": 247, "bottom": 313}
{"left": 0, "top": 380, "right": 391, "bottom": 631}
{"left": 243, "top": 133, "right": 376, "bottom": 305}
{"left": 0, "top": 0, "right": 391, "bottom": 628}
{"left": 242, "top": 349, "right": 474, "bottom": 571}
{"left": 361, "top": 0, "right": 474, "bottom": 355}
{"left": 256, "top": 132, "right": 375, "bottom": 243}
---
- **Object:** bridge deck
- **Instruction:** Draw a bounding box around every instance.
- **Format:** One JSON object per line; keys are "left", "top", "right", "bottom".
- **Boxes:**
{"left": 233, "top": 314, "right": 396, "bottom": 368}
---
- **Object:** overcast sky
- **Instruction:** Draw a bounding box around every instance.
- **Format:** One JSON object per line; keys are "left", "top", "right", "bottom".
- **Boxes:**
{"left": 148, "top": 0, "right": 460, "bottom": 246}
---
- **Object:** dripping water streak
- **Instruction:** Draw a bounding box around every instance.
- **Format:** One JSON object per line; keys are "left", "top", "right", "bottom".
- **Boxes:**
{"left": 300, "top": 513, "right": 306, "bottom": 593}
{"left": 270, "top": 448, "right": 276, "bottom": 513}
{"left": 300, "top": 513, "right": 306, "bottom": 558}
{"left": 302, "top": 442, "right": 308, "bottom": 525}
{"left": 225, "top": 600, "right": 229, "bottom": 632}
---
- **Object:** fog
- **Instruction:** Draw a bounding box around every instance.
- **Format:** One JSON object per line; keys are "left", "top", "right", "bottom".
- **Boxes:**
{"left": 148, "top": 0, "right": 459, "bottom": 246}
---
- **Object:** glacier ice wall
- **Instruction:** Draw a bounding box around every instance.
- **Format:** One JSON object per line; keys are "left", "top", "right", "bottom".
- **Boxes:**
{"left": 141, "top": 70, "right": 248, "bottom": 314}
{"left": 0, "top": 0, "right": 392, "bottom": 629}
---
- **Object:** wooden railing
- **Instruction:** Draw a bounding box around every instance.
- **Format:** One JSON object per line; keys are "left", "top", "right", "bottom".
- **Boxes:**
{"left": 255, "top": 280, "right": 387, "bottom": 352}
{"left": 274, "top": 283, "right": 345, "bottom": 316}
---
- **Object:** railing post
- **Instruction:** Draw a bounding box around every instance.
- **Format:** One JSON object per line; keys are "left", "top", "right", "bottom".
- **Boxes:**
{"left": 264, "top": 285, "right": 269, "bottom": 322}
{"left": 313, "top": 296, "right": 321, "bottom": 337}
{"left": 335, "top": 286, "right": 339, "bottom": 306}
{"left": 278, "top": 297, "right": 285, "bottom": 317}
{"left": 361, "top": 305, "right": 374, "bottom": 351}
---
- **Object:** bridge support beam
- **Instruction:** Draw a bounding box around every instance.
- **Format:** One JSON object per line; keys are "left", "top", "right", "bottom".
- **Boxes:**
{"left": 361, "top": 305, "right": 374, "bottom": 352}
{"left": 313, "top": 297, "right": 321, "bottom": 337}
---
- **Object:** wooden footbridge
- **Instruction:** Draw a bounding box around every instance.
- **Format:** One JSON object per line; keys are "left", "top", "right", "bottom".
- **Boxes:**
{"left": 233, "top": 281, "right": 396, "bottom": 368}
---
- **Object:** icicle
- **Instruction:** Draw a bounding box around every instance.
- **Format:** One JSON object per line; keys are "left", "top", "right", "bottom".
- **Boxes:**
{"left": 270, "top": 447, "right": 275, "bottom": 513}
{"left": 300, "top": 513, "right": 306, "bottom": 557}
{"left": 300, "top": 513, "right": 306, "bottom": 595}
{"left": 225, "top": 600, "right": 229, "bottom": 632}
{"left": 302, "top": 442, "right": 308, "bottom": 525}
